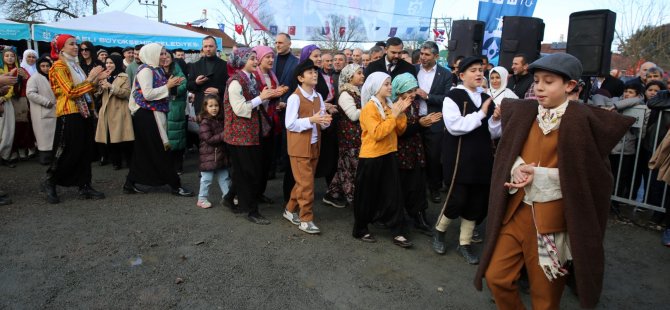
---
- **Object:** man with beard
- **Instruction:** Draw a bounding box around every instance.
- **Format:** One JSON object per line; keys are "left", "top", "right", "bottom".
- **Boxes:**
{"left": 364, "top": 37, "right": 416, "bottom": 79}
{"left": 187, "top": 36, "right": 229, "bottom": 114}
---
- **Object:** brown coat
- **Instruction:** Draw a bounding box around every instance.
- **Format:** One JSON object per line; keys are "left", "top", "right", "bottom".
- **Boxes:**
{"left": 95, "top": 73, "right": 135, "bottom": 144}
{"left": 474, "top": 99, "right": 634, "bottom": 308}
{"left": 648, "top": 128, "right": 670, "bottom": 184}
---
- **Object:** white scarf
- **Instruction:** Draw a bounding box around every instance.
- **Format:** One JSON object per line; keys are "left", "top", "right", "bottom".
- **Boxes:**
{"left": 370, "top": 95, "right": 391, "bottom": 120}
{"left": 537, "top": 100, "right": 569, "bottom": 135}
{"left": 20, "top": 49, "right": 38, "bottom": 76}
{"left": 361, "top": 71, "right": 391, "bottom": 119}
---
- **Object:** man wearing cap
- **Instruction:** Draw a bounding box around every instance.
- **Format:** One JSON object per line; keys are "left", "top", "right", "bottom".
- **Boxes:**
{"left": 475, "top": 53, "right": 634, "bottom": 309}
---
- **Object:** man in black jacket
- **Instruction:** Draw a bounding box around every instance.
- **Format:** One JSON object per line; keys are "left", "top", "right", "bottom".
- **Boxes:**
{"left": 414, "top": 41, "right": 452, "bottom": 207}
{"left": 187, "top": 36, "right": 229, "bottom": 114}
{"left": 507, "top": 53, "right": 533, "bottom": 99}
{"left": 364, "top": 37, "right": 416, "bottom": 79}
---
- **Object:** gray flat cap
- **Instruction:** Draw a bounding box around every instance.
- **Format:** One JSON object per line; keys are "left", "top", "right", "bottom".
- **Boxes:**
{"left": 527, "top": 53, "right": 583, "bottom": 81}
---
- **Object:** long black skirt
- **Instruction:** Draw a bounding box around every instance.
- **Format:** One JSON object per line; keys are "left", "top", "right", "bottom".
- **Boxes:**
{"left": 127, "top": 109, "right": 180, "bottom": 188}
{"left": 353, "top": 152, "right": 406, "bottom": 238}
{"left": 47, "top": 114, "right": 95, "bottom": 187}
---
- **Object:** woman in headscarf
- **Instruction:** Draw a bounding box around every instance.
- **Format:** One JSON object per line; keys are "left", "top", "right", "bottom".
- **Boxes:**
{"left": 1, "top": 47, "right": 36, "bottom": 163}
{"left": 251, "top": 45, "right": 286, "bottom": 203}
{"left": 486, "top": 66, "right": 518, "bottom": 106}
{"left": 162, "top": 49, "right": 188, "bottom": 174}
{"left": 42, "top": 34, "right": 109, "bottom": 204}
{"left": 353, "top": 71, "right": 413, "bottom": 248}
{"left": 393, "top": 73, "right": 442, "bottom": 234}
{"left": 94, "top": 54, "right": 134, "bottom": 170}
{"left": 123, "top": 43, "right": 192, "bottom": 197}
{"left": 20, "top": 49, "right": 38, "bottom": 76}
{"left": 222, "top": 47, "right": 278, "bottom": 224}
{"left": 26, "top": 56, "right": 56, "bottom": 165}
{"left": 0, "top": 47, "right": 19, "bottom": 167}
{"left": 323, "top": 63, "right": 364, "bottom": 208}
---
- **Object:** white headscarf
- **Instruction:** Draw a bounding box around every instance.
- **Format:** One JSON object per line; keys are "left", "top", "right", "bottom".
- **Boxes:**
{"left": 361, "top": 71, "right": 392, "bottom": 119}
{"left": 488, "top": 66, "right": 510, "bottom": 99}
{"left": 139, "top": 43, "right": 163, "bottom": 68}
{"left": 20, "top": 49, "right": 38, "bottom": 76}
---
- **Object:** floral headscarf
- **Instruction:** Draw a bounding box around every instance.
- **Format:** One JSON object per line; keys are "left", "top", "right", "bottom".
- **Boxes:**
{"left": 229, "top": 47, "right": 254, "bottom": 69}
{"left": 338, "top": 63, "right": 361, "bottom": 96}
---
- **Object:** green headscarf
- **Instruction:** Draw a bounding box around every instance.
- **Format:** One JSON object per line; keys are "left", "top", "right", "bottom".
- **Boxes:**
{"left": 391, "top": 72, "right": 418, "bottom": 102}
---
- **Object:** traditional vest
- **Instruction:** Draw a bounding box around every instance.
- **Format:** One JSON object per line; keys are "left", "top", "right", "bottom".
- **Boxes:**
{"left": 504, "top": 122, "right": 566, "bottom": 234}
{"left": 442, "top": 88, "right": 494, "bottom": 184}
{"left": 223, "top": 72, "right": 262, "bottom": 146}
{"left": 397, "top": 98, "right": 426, "bottom": 170}
{"left": 133, "top": 64, "right": 169, "bottom": 112}
{"left": 287, "top": 88, "right": 321, "bottom": 158}
{"left": 336, "top": 90, "right": 362, "bottom": 151}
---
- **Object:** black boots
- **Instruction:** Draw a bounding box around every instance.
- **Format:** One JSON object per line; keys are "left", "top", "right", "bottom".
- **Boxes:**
{"left": 41, "top": 179, "right": 59, "bottom": 204}
{"left": 413, "top": 211, "right": 433, "bottom": 235}
{"left": 123, "top": 181, "right": 147, "bottom": 194}
{"left": 78, "top": 184, "right": 105, "bottom": 200}
{"left": 456, "top": 244, "right": 480, "bottom": 265}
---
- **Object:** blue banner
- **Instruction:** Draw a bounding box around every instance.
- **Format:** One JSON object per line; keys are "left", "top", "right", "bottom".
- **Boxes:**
{"left": 0, "top": 20, "right": 31, "bottom": 41}
{"left": 477, "top": 0, "right": 537, "bottom": 65}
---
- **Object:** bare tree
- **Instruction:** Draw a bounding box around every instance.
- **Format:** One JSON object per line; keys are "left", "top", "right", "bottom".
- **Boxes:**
{"left": 0, "top": 0, "right": 109, "bottom": 21}
{"left": 612, "top": 0, "right": 669, "bottom": 64}
{"left": 621, "top": 24, "right": 670, "bottom": 70}
{"left": 216, "top": 0, "right": 274, "bottom": 47}
{"left": 311, "top": 14, "right": 366, "bottom": 51}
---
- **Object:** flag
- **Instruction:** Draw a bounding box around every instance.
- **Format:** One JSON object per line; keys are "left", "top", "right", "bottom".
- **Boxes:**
{"left": 388, "top": 27, "right": 397, "bottom": 37}
{"left": 375, "top": 26, "right": 380, "bottom": 31}
{"left": 322, "top": 26, "right": 330, "bottom": 36}
{"left": 217, "top": 23, "right": 225, "bottom": 33}
{"left": 288, "top": 26, "right": 296, "bottom": 36}
{"left": 339, "top": 26, "right": 346, "bottom": 37}
{"left": 230, "top": 0, "right": 268, "bottom": 31}
{"left": 235, "top": 24, "right": 244, "bottom": 35}
{"left": 419, "top": 26, "right": 429, "bottom": 32}
{"left": 269, "top": 25, "right": 278, "bottom": 36}
{"left": 477, "top": 0, "right": 538, "bottom": 65}
{"left": 405, "top": 27, "right": 415, "bottom": 35}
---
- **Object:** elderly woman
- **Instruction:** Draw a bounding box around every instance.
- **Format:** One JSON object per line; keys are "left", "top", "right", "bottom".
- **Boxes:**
{"left": 42, "top": 34, "right": 109, "bottom": 204}
{"left": 123, "top": 43, "right": 191, "bottom": 197}
{"left": 26, "top": 56, "right": 57, "bottom": 165}
{"left": 95, "top": 54, "right": 134, "bottom": 170}
{"left": 323, "top": 63, "right": 364, "bottom": 208}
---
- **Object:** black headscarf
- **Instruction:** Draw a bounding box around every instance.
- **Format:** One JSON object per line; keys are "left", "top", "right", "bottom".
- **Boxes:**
{"left": 106, "top": 54, "right": 125, "bottom": 83}
{"left": 36, "top": 56, "right": 52, "bottom": 78}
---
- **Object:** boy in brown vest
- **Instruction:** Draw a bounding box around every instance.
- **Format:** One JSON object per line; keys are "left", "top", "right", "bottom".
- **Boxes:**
{"left": 475, "top": 54, "right": 634, "bottom": 309}
{"left": 283, "top": 59, "right": 332, "bottom": 234}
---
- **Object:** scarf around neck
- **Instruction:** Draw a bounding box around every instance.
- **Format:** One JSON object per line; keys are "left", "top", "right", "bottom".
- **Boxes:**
{"left": 537, "top": 100, "right": 569, "bottom": 135}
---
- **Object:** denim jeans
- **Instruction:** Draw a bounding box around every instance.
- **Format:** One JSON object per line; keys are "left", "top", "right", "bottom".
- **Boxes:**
{"left": 198, "top": 168, "right": 230, "bottom": 201}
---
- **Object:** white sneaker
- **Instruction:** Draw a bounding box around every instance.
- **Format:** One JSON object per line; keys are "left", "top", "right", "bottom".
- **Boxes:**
{"left": 282, "top": 209, "right": 300, "bottom": 225}
{"left": 298, "top": 221, "right": 320, "bottom": 234}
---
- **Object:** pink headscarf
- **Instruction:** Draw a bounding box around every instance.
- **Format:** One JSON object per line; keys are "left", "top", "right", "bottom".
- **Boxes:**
{"left": 251, "top": 45, "right": 279, "bottom": 89}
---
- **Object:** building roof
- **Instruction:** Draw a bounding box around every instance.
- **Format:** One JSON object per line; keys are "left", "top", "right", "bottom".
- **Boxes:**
{"left": 170, "top": 23, "right": 236, "bottom": 49}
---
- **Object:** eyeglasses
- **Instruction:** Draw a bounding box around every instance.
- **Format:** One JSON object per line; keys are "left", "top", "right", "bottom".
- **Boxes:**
{"left": 80, "top": 48, "right": 90, "bottom": 52}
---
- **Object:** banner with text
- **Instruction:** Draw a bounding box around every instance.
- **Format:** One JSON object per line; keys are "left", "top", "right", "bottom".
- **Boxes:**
{"left": 477, "top": 0, "right": 537, "bottom": 65}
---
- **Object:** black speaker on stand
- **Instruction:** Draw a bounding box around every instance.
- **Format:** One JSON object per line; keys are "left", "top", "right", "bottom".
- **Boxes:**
{"left": 498, "top": 16, "right": 544, "bottom": 71}
{"left": 447, "top": 20, "right": 485, "bottom": 66}
{"left": 566, "top": 9, "right": 616, "bottom": 102}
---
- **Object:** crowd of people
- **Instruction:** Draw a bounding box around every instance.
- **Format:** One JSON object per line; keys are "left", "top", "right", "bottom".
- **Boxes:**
{"left": 0, "top": 30, "right": 668, "bottom": 308}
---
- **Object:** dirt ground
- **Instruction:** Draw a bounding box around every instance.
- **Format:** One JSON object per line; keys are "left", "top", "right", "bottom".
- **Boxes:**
{"left": 1, "top": 155, "right": 669, "bottom": 309}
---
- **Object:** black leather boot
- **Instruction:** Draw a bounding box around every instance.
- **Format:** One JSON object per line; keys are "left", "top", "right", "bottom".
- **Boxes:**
{"left": 413, "top": 211, "right": 433, "bottom": 235}
{"left": 431, "top": 228, "right": 446, "bottom": 255}
{"left": 42, "top": 179, "right": 59, "bottom": 204}
{"left": 123, "top": 181, "right": 146, "bottom": 194}
{"left": 456, "top": 244, "right": 480, "bottom": 265}
{"left": 79, "top": 184, "right": 105, "bottom": 200}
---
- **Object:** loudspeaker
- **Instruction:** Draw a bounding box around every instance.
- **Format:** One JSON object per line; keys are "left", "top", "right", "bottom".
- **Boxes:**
{"left": 566, "top": 10, "right": 616, "bottom": 76}
{"left": 498, "top": 16, "right": 544, "bottom": 71}
{"left": 448, "top": 20, "right": 485, "bottom": 66}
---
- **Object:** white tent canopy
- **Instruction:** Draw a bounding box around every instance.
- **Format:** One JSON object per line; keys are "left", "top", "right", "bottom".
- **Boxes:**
{"left": 32, "top": 11, "right": 220, "bottom": 50}
{"left": 0, "top": 18, "right": 31, "bottom": 41}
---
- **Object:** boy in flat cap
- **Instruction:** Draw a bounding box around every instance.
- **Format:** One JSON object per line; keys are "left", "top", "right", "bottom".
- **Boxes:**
{"left": 432, "top": 56, "right": 502, "bottom": 264}
{"left": 474, "top": 53, "right": 634, "bottom": 309}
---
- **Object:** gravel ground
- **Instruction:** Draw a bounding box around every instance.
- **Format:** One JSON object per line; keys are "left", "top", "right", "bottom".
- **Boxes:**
{"left": 0, "top": 155, "right": 668, "bottom": 309}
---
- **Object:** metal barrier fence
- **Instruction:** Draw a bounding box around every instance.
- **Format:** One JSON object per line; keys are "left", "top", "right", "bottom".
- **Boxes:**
{"left": 610, "top": 106, "right": 667, "bottom": 213}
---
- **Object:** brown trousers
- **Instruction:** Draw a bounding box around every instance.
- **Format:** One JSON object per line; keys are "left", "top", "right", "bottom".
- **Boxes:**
{"left": 485, "top": 204, "right": 566, "bottom": 310}
{"left": 286, "top": 143, "right": 319, "bottom": 222}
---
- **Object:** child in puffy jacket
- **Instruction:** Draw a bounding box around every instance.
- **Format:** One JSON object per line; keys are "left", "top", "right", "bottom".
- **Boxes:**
{"left": 197, "top": 94, "right": 230, "bottom": 209}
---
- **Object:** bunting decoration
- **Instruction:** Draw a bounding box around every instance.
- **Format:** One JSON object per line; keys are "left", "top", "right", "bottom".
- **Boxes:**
{"left": 388, "top": 27, "right": 397, "bottom": 37}
{"left": 288, "top": 26, "right": 296, "bottom": 36}
{"left": 234, "top": 24, "right": 244, "bottom": 35}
